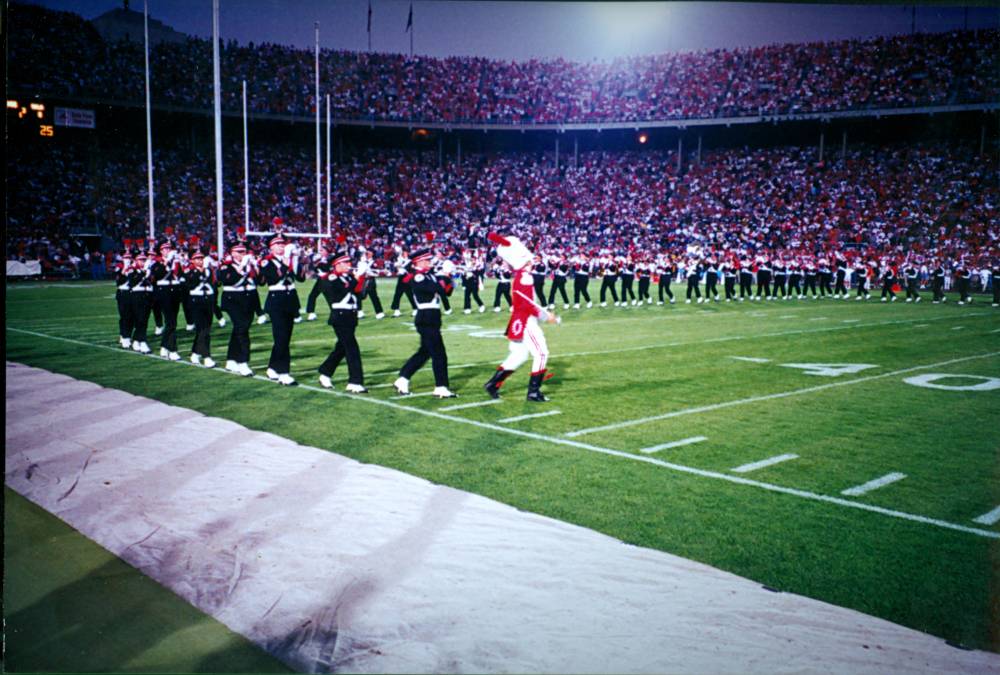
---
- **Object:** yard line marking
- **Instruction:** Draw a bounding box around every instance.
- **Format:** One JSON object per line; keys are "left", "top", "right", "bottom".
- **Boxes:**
{"left": 808, "top": 317, "right": 829, "bottom": 321}
{"left": 842, "top": 319, "right": 860, "bottom": 323}
{"left": 991, "top": 328, "right": 1000, "bottom": 334}
{"left": 914, "top": 324, "right": 930, "bottom": 328}
{"left": 439, "top": 399, "right": 503, "bottom": 412}
{"left": 391, "top": 391, "right": 435, "bottom": 399}
{"left": 369, "top": 382, "right": 396, "bottom": 389}
{"left": 8, "top": 328, "right": 1000, "bottom": 540}
{"left": 564, "top": 351, "right": 1000, "bottom": 437}
{"left": 732, "top": 453, "right": 800, "bottom": 473}
{"left": 729, "top": 356, "right": 770, "bottom": 363}
{"left": 972, "top": 506, "right": 1000, "bottom": 526}
{"left": 841, "top": 472, "right": 907, "bottom": 497}
{"left": 639, "top": 436, "right": 708, "bottom": 454}
{"left": 951, "top": 326, "right": 965, "bottom": 330}
{"left": 498, "top": 410, "right": 563, "bottom": 424}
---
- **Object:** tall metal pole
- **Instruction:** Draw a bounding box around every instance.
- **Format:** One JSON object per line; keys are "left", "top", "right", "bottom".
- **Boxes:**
{"left": 697, "top": 134, "right": 702, "bottom": 166}
{"left": 326, "top": 93, "right": 332, "bottom": 236}
{"left": 242, "top": 79, "right": 249, "bottom": 233}
{"left": 819, "top": 131, "right": 825, "bottom": 163}
{"left": 212, "top": 0, "right": 224, "bottom": 255}
{"left": 457, "top": 135, "right": 462, "bottom": 169}
{"left": 573, "top": 136, "right": 578, "bottom": 169}
{"left": 841, "top": 130, "right": 847, "bottom": 161}
{"left": 676, "top": 136, "right": 682, "bottom": 174}
{"left": 554, "top": 137, "right": 559, "bottom": 169}
{"left": 315, "top": 22, "right": 322, "bottom": 235}
{"left": 143, "top": 0, "right": 155, "bottom": 241}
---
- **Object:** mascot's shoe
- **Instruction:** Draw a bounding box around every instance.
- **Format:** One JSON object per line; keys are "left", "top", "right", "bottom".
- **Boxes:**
{"left": 483, "top": 368, "right": 513, "bottom": 399}
{"left": 526, "top": 370, "right": 549, "bottom": 402}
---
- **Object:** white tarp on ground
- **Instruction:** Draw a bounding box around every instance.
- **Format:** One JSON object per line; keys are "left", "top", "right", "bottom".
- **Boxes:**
{"left": 5, "top": 361, "right": 999, "bottom": 674}
{"left": 6, "top": 260, "right": 42, "bottom": 276}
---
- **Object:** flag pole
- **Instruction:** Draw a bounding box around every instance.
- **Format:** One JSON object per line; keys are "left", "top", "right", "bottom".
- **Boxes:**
{"left": 326, "top": 93, "right": 331, "bottom": 237}
{"left": 212, "top": 0, "right": 224, "bottom": 255}
{"left": 143, "top": 0, "right": 155, "bottom": 241}
{"left": 315, "top": 21, "right": 322, "bottom": 236}
{"left": 242, "top": 79, "right": 249, "bottom": 234}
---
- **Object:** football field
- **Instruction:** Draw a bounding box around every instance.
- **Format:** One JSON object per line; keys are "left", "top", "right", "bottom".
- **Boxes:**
{"left": 6, "top": 280, "right": 1000, "bottom": 654}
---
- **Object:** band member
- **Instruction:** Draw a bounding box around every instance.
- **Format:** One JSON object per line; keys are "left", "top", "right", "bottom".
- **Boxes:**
{"left": 722, "top": 259, "right": 737, "bottom": 301}
{"left": 879, "top": 261, "right": 898, "bottom": 302}
{"left": 803, "top": 258, "right": 818, "bottom": 298}
{"left": 992, "top": 258, "right": 1000, "bottom": 307}
{"left": 903, "top": 261, "right": 921, "bottom": 303}
{"left": 150, "top": 239, "right": 185, "bottom": 360}
{"left": 318, "top": 249, "right": 368, "bottom": 393}
{"left": 305, "top": 243, "right": 331, "bottom": 321}
{"left": 115, "top": 251, "right": 135, "bottom": 349}
{"left": 772, "top": 258, "right": 787, "bottom": 299}
{"left": 738, "top": 255, "right": 753, "bottom": 301}
{"left": 483, "top": 233, "right": 558, "bottom": 402}
{"left": 493, "top": 261, "right": 512, "bottom": 312}
{"left": 548, "top": 257, "right": 571, "bottom": 309}
{"left": 685, "top": 258, "right": 702, "bottom": 304}
{"left": 854, "top": 260, "right": 871, "bottom": 300}
{"left": 703, "top": 258, "right": 720, "bottom": 302}
{"left": 461, "top": 250, "right": 486, "bottom": 313}
{"left": 219, "top": 241, "right": 257, "bottom": 376}
{"left": 185, "top": 250, "right": 217, "bottom": 367}
{"left": 620, "top": 257, "right": 637, "bottom": 306}
{"left": 390, "top": 248, "right": 416, "bottom": 317}
{"left": 600, "top": 257, "right": 619, "bottom": 306}
{"left": 658, "top": 255, "right": 676, "bottom": 304}
{"left": 818, "top": 257, "right": 834, "bottom": 298}
{"left": 357, "top": 248, "right": 386, "bottom": 319}
{"left": 259, "top": 233, "right": 305, "bottom": 385}
{"left": 787, "top": 259, "right": 803, "bottom": 299}
{"left": 956, "top": 264, "right": 972, "bottom": 305}
{"left": 932, "top": 261, "right": 947, "bottom": 303}
{"left": 755, "top": 255, "right": 772, "bottom": 300}
{"left": 128, "top": 252, "right": 154, "bottom": 353}
{"left": 834, "top": 254, "right": 849, "bottom": 298}
{"left": 435, "top": 255, "right": 456, "bottom": 315}
{"left": 636, "top": 261, "right": 652, "bottom": 304}
{"left": 393, "top": 248, "right": 457, "bottom": 398}
{"left": 532, "top": 254, "right": 548, "bottom": 305}
{"left": 573, "top": 254, "right": 593, "bottom": 308}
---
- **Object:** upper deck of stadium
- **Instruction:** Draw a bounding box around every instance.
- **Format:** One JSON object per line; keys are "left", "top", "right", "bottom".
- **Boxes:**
{"left": 8, "top": 2, "right": 999, "bottom": 129}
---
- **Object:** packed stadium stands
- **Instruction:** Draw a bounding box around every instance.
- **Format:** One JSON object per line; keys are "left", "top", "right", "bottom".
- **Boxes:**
{"left": 8, "top": 3, "right": 999, "bottom": 123}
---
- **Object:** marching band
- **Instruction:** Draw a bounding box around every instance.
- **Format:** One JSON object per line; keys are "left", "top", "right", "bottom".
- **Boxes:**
{"left": 112, "top": 227, "right": 999, "bottom": 400}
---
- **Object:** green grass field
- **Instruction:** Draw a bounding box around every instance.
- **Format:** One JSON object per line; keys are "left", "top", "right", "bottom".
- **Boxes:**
{"left": 6, "top": 280, "right": 1000, "bottom": 658}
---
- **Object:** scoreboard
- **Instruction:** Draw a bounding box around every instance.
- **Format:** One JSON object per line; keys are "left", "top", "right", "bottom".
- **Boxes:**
{"left": 7, "top": 99, "right": 96, "bottom": 138}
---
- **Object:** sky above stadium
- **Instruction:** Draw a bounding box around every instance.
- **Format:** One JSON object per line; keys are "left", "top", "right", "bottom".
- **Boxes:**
{"left": 28, "top": 1, "right": 1000, "bottom": 61}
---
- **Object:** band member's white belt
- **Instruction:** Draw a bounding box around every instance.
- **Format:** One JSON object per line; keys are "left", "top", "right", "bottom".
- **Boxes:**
{"left": 269, "top": 284, "right": 296, "bottom": 291}
{"left": 156, "top": 280, "right": 182, "bottom": 286}
{"left": 415, "top": 301, "right": 440, "bottom": 310}
{"left": 131, "top": 287, "right": 151, "bottom": 292}
{"left": 331, "top": 298, "right": 357, "bottom": 310}
{"left": 117, "top": 284, "right": 131, "bottom": 290}
{"left": 223, "top": 285, "right": 256, "bottom": 292}
{"left": 189, "top": 289, "right": 214, "bottom": 297}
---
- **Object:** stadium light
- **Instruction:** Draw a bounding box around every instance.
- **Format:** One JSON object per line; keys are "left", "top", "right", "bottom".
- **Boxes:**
{"left": 30, "top": 102, "right": 45, "bottom": 111}
{"left": 637, "top": 132, "right": 648, "bottom": 144}
{"left": 7, "top": 99, "right": 18, "bottom": 109}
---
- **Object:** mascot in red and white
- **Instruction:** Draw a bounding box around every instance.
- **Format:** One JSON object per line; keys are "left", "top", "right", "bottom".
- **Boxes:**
{"left": 483, "top": 232, "right": 559, "bottom": 402}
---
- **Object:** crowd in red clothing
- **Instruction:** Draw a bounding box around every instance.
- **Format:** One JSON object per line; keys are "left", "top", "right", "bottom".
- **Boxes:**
{"left": 8, "top": 133, "right": 997, "bottom": 281}
{"left": 9, "top": 3, "right": 999, "bottom": 124}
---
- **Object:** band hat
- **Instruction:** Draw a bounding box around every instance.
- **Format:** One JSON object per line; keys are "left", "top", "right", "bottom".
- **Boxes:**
{"left": 266, "top": 233, "right": 287, "bottom": 247}
{"left": 191, "top": 250, "right": 205, "bottom": 260}
{"left": 410, "top": 248, "right": 434, "bottom": 263}
{"left": 229, "top": 242, "right": 247, "bottom": 254}
{"left": 331, "top": 249, "right": 352, "bottom": 266}
{"left": 487, "top": 232, "right": 532, "bottom": 270}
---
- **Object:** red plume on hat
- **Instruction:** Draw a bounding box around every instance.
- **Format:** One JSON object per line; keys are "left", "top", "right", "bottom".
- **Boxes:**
{"left": 272, "top": 216, "right": 285, "bottom": 228}
{"left": 424, "top": 231, "right": 436, "bottom": 243}
{"left": 336, "top": 233, "right": 347, "bottom": 244}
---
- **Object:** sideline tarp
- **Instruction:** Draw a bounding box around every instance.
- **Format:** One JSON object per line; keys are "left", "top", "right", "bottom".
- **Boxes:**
{"left": 7, "top": 260, "right": 42, "bottom": 276}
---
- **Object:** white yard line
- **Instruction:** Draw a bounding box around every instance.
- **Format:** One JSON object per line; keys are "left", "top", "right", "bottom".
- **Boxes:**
{"left": 498, "top": 410, "right": 563, "bottom": 424}
{"left": 841, "top": 472, "right": 907, "bottom": 497}
{"left": 731, "top": 454, "right": 800, "bottom": 474}
{"left": 7, "top": 328, "right": 1000, "bottom": 541}
{"left": 972, "top": 506, "right": 1000, "bottom": 526}
{"left": 639, "top": 436, "right": 708, "bottom": 454}
{"left": 564, "top": 350, "right": 1000, "bottom": 438}
{"left": 951, "top": 326, "right": 965, "bottom": 330}
{"left": 391, "top": 391, "right": 435, "bottom": 399}
{"left": 439, "top": 399, "right": 503, "bottom": 412}
{"left": 729, "top": 357, "right": 770, "bottom": 363}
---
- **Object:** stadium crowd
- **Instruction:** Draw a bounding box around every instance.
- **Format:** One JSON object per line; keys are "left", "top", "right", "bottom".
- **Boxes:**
{"left": 8, "top": 135, "right": 998, "bottom": 289}
{"left": 9, "top": 3, "right": 999, "bottom": 124}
